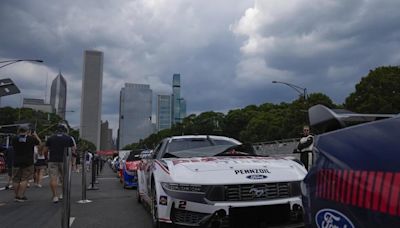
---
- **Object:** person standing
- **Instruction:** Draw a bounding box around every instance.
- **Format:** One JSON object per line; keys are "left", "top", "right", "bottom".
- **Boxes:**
{"left": 1, "top": 144, "right": 14, "bottom": 190}
{"left": 294, "top": 125, "right": 314, "bottom": 170}
{"left": 33, "top": 142, "right": 47, "bottom": 188}
{"left": 85, "top": 151, "right": 93, "bottom": 172}
{"left": 43, "top": 124, "right": 76, "bottom": 203}
{"left": 11, "top": 126, "right": 41, "bottom": 202}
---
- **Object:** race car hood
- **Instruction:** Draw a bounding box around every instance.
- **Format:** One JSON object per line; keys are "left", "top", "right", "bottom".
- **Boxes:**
{"left": 162, "top": 156, "right": 306, "bottom": 184}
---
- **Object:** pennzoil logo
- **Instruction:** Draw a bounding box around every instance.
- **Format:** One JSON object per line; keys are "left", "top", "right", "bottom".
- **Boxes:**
{"left": 234, "top": 168, "right": 270, "bottom": 175}
{"left": 316, "top": 209, "right": 354, "bottom": 228}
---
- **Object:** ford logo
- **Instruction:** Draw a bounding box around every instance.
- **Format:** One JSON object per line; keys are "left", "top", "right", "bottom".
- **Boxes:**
{"left": 316, "top": 209, "right": 354, "bottom": 228}
{"left": 246, "top": 175, "right": 267, "bottom": 180}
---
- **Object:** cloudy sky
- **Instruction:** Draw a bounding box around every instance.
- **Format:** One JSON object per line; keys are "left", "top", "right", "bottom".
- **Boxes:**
{"left": 1, "top": 0, "right": 400, "bottom": 136}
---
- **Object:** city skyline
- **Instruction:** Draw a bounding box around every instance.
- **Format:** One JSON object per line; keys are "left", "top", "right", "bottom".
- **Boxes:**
{"left": 1, "top": 0, "right": 400, "bottom": 136}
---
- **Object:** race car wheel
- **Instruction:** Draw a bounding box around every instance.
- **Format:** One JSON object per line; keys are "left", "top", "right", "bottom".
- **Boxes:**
{"left": 151, "top": 183, "right": 159, "bottom": 228}
{"left": 151, "top": 182, "right": 171, "bottom": 228}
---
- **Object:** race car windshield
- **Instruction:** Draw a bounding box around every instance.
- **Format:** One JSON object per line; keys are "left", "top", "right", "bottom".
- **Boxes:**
{"left": 166, "top": 138, "right": 237, "bottom": 153}
{"left": 164, "top": 144, "right": 256, "bottom": 158}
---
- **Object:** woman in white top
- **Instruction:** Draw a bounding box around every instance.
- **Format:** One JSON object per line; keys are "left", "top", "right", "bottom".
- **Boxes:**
{"left": 34, "top": 142, "right": 47, "bottom": 187}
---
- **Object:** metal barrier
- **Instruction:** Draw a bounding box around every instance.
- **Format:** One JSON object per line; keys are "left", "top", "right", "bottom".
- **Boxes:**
{"left": 61, "top": 148, "right": 72, "bottom": 228}
{"left": 77, "top": 151, "right": 92, "bottom": 203}
{"left": 87, "top": 155, "right": 99, "bottom": 190}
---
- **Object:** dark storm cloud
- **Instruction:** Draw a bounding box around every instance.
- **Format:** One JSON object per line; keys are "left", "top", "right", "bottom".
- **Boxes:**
{"left": 1, "top": 0, "right": 400, "bottom": 134}
{"left": 233, "top": 0, "right": 400, "bottom": 103}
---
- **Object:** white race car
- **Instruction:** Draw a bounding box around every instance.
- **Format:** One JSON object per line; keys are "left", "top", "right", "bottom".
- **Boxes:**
{"left": 137, "top": 135, "right": 306, "bottom": 228}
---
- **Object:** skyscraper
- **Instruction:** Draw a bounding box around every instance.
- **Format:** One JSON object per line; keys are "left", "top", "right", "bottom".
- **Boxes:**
{"left": 100, "top": 120, "right": 113, "bottom": 150}
{"left": 119, "top": 83, "right": 152, "bottom": 148}
{"left": 157, "top": 95, "right": 172, "bottom": 131}
{"left": 171, "top": 73, "right": 186, "bottom": 124}
{"left": 80, "top": 50, "right": 103, "bottom": 150}
{"left": 50, "top": 72, "right": 67, "bottom": 119}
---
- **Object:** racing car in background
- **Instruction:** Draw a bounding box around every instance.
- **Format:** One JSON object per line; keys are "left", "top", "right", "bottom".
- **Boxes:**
{"left": 137, "top": 135, "right": 307, "bottom": 228}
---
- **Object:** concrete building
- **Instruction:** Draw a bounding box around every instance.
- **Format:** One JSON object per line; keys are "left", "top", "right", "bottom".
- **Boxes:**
{"left": 50, "top": 72, "right": 67, "bottom": 119}
{"left": 157, "top": 95, "right": 172, "bottom": 131}
{"left": 100, "top": 120, "right": 113, "bottom": 150}
{"left": 23, "top": 98, "right": 53, "bottom": 113}
{"left": 119, "top": 83, "right": 152, "bottom": 148}
{"left": 80, "top": 50, "right": 103, "bottom": 150}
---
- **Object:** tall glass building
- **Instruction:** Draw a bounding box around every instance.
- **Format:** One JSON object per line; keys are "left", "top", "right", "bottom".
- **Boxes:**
{"left": 157, "top": 95, "right": 172, "bottom": 131}
{"left": 171, "top": 74, "right": 186, "bottom": 124}
{"left": 50, "top": 72, "right": 67, "bottom": 119}
{"left": 119, "top": 83, "right": 153, "bottom": 148}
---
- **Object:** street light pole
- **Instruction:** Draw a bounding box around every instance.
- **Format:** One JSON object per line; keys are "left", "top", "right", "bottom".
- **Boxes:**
{"left": 272, "top": 80, "right": 309, "bottom": 124}
{"left": 0, "top": 59, "right": 44, "bottom": 69}
{"left": 272, "top": 80, "right": 307, "bottom": 101}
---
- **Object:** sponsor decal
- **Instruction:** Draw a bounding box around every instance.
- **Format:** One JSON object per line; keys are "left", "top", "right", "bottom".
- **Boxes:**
{"left": 315, "top": 209, "right": 354, "bottom": 228}
{"left": 234, "top": 169, "right": 270, "bottom": 175}
{"left": 249, "top": 187, "right": 265, "bottom": 197}
{"left": 246, "top": 174, "right": 268, "bottom": 180}
{"left": 159, "top": 196, "right": 168, "bottom": 205}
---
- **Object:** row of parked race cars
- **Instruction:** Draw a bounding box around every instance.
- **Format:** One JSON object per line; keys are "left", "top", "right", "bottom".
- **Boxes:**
{"left": 110, "top": 149, "right": 152, "bottom": 189}
{"left": 107, "top": 105, "right": 400, "bottom": 228}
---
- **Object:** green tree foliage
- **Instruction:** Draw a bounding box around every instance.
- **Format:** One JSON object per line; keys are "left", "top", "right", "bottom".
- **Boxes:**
{"left": 0, "top": 107, "right": 63, "bottom": 138}
{"left": 77, "top": 138, "right": 96, "bottom": 152}
{"left": 0, "top": 107, "right": 97, "bottom": 152}
{"left": 345, "top": 66, "right": 400, "bottom": 113}
{"left": 130, "top": 91, "right": 339, "bottom": 148}
{"left": 97, "top": 67, "right": 400, "bottom": 149}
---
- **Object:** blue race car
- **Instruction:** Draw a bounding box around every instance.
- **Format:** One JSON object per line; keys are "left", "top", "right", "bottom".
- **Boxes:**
{"left": 121, "top": 151, "right": 141, "bottom": 189}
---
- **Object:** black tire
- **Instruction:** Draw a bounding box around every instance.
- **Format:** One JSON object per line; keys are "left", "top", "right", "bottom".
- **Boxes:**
{"left": 151, "top": 182, "right": 159, "bottom": 228}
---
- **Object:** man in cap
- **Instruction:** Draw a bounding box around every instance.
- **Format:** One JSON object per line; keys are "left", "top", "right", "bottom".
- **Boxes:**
{"left": 11, "top": 126, "right": 41, "bottom": 202}
{"left": 44, "top": 123, "right": 76, "bottom": 203}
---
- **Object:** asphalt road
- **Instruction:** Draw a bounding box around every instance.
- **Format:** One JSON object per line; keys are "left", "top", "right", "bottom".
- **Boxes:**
{"left": 0, "top": 164, "right": 152, "bottom": 228}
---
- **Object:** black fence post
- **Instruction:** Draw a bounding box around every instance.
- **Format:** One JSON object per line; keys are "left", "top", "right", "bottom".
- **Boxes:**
{"left": 77, "top": 151, "right": 92, "bottom": 203}
{"left": 61, "top": 148, "right": 72, "bottom": 228}
{"left": 87, "top": 154, "right": 99, "bottom": 190}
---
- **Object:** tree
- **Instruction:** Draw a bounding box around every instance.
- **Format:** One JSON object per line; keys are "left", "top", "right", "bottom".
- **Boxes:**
{"left": 345, "top": 66, "right": 400, "bottom": 113}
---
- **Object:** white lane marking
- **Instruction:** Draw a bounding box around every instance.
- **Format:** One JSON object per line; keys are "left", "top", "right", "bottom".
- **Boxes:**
{"left": 70, "top": 217, "right": 75, "bottom": 226}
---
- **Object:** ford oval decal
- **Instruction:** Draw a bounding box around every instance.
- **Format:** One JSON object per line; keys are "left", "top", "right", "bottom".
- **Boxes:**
{"left": 316, "top": 209, "right": 354, "bottom": 228}
{"left": 246, "top": 175, "right": 267, "bottom": 180}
